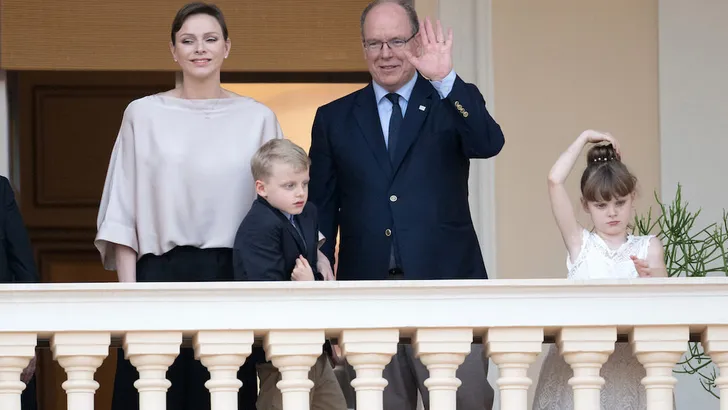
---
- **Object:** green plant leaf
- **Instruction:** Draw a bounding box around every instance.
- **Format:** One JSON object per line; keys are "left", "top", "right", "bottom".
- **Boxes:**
{"left": 635, "top": 184, "right": 727, "bottom": 397}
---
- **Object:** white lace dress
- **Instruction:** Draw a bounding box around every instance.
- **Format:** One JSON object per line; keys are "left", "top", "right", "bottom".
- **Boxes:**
{"left": 532, "top": 229, "right": 653, "bottom": 410}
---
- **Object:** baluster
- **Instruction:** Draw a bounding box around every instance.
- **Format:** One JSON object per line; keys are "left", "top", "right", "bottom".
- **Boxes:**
{"left": 340, "top": 329, "right": 399, "bottom": 410}
{"left": 265, "top": 330, "right": 324, "bottom": 410}
{"left": 193, "top": 330, "right": 254, "bottom": 410}
{"left": 485, "top": 327, "right": 543, "bottom": 410}
{"left": 702, "top": 326, "right": 728, "bottom": 410}
{"left": 413, "top": 328, "right": 473, "bottom": 410}
{"left": 0, "top": 333, "right": 36, "bottom": 410}
{"left": 51, "top": 332, "right": 111, "bottom": 410}
{"left": 631, "top": 326, "right": 689, "bottom": 410}
{"left": 559, "top": 327, "right": 616, "bottom": 410}
{"left": 124, "top": 331, "right": 182, "bottom": 410}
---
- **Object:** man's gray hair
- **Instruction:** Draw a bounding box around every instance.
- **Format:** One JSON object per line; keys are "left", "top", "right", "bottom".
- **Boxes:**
{"left": 360, "top": 0, "right": 419, "bottom": 39}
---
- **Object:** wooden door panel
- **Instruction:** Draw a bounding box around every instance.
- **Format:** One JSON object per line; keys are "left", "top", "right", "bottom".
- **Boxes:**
{"left": 17, "top": 72, "right": 174, "bottom": 228}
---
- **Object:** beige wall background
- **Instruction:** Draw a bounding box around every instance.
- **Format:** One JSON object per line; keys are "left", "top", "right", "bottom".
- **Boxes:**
{"left": 659, "top": 0, "right": 728, "bottom": 230}
{"left": 492, "top": 0, "right": 661, "bottom": 279}
{"left": 222, "top": 83, "right": 366, "bottom": 150}
{"left": 487, "top": 0, "right": 661, "bottom": 406}
{"left": 659, "top": 1, "right": 727, "bottom": 408}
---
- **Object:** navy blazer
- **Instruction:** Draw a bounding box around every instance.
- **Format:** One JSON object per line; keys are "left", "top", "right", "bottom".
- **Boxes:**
{"left": 0, "top": 176, "right": 38, "bottom": 283}
{"left": 309, "top": 73, "right": 504, "bottom": 280}
{"left": 233, "top": 196, "right": 323, "bottom": 281}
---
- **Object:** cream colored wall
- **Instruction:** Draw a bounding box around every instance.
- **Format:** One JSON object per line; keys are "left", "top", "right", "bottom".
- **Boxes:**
{"left": 222, "top": 83, "right": 365, "bottom": 151}
{"left": 490, "top": 4, "right": 661, "bottom": 403}
{"left": 414, "top": 0, "right": 438, "bottom": 18}
{"left": 659, "top": 0, "right": 728, "bottom": 231}
{"left": 659, "top": 2, "right": 727, "bottom": 408}
{"left": 491, "top": 0, "right": 661, "bottom": 279}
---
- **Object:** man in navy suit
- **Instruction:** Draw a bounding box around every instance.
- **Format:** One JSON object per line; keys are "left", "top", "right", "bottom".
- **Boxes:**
{"left": 308, "top": 1, "right": 504, "bottom": 409}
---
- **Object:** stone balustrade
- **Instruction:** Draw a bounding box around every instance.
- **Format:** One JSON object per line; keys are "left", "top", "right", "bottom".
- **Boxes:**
{"left": 1, "top": 277, "right": 727, "bottom": 410}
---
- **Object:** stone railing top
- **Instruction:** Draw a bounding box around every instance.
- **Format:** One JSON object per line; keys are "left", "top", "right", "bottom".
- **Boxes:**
{"left": 1, "top": 278, "right": 726, "bottom": 338}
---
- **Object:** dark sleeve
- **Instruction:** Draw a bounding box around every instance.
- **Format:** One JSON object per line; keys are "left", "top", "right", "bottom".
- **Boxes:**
{"left": 233, "top": 218, "right": 287, "bottom": 281}
{"left": 445, "top": 75, "right": 505, "bottom": 159}
{"left": 232, "top": 225, "right": 247, "bottom": 280}
{"left": 1, "top": 178, "right": 38, "bottom": 282}
{"left": 311, "top": 206, "right": 323, "bottom": 282}
{"left": 308, "top": 107, "right": 339, "bottom": 267}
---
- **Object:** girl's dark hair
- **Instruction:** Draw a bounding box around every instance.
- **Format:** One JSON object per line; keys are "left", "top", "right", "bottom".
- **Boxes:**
{"left": 580, "top": 144, "right": 637, "bottom": 202}
{"left": 171, "top": 3, "right": 228, "bottom": 45}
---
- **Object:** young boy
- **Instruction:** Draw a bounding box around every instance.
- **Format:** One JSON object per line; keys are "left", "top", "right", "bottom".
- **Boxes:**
{"left": 233, "top": 138, "right": 347, "bottom": 410}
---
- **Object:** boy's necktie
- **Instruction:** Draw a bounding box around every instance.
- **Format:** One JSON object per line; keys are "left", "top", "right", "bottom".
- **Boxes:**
{"left": 289, "top": 215, "right": 307, "bottom": 251}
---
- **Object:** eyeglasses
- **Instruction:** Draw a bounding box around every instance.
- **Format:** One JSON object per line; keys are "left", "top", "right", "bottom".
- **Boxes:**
{"left": 363, "top": 32, "right": 417, "bottom": 53}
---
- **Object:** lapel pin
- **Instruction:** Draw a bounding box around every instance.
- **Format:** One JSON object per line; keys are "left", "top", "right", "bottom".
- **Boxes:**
{"left": 419, "top": 105, "right": 426, "bottom": 111}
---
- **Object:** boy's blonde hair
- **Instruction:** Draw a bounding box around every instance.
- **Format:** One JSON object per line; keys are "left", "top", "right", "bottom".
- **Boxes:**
{"left": 251, "top": 139, "right": 310, "bottom": 181}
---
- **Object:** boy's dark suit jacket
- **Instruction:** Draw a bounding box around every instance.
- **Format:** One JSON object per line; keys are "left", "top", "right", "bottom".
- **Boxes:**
{"left": 233, "top": 196, "right": 323, "bottom": 281}
{"left": 0, "top": 176, "right": 37, "bottom": 283}
{"left": 233, "top": 196, "right": 327, "bottom": 365}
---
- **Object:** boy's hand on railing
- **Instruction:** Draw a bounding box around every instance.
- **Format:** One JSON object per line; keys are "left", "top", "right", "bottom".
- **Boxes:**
{"left": 292, "top": 256, "right": 315, "bottom": 281}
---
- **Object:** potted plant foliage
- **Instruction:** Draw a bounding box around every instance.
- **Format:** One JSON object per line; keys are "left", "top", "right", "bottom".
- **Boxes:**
{"left": 634, "top": 184, "right": 728, "bottom": 398}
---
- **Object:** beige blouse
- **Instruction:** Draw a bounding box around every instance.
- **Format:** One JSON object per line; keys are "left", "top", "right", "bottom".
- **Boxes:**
{"left": 95, "top": 94, "right": 283, "bottom": 270}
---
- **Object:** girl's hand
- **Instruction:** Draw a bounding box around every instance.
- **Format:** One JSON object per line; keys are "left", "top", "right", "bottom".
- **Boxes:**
{"left": 578, "top": 130, "right": 621, "bottom": 157}
{"left": 631, "top": 255, "right": 653, "bottom": 277}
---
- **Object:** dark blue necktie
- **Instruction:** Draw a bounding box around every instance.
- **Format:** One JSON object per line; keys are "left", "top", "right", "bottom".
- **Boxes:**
{"left": 385, "top": 93, "right": 401, "bottom": 270}
{"left": 289, "top": 215, "right": 307, "bottom": 251}
{"left": 386, "top": 93, "right": 402, "bottom": 162}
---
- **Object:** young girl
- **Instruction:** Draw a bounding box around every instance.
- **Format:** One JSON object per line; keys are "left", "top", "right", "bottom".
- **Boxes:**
{"left": 532, "top": 130, "right": 668, "bottom": 409}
